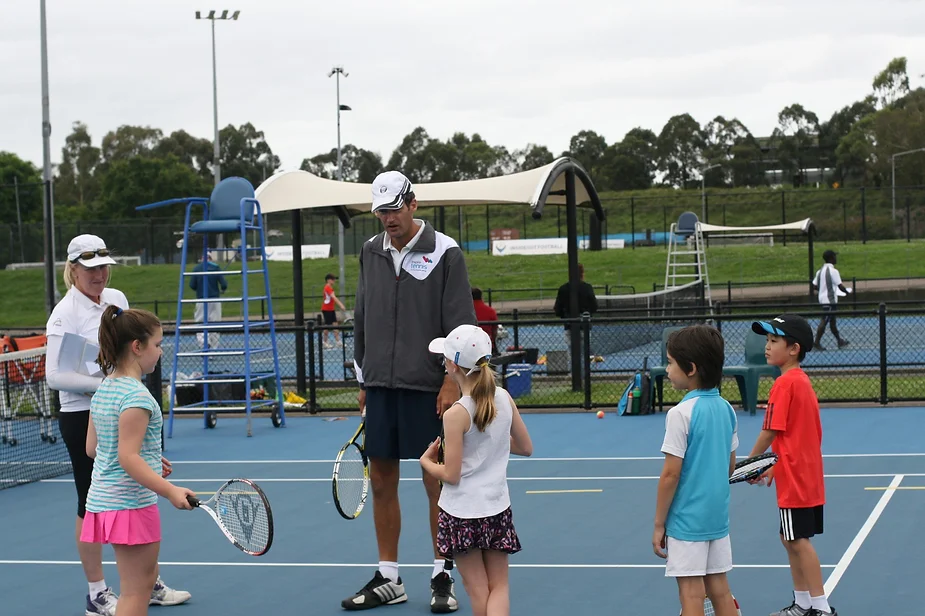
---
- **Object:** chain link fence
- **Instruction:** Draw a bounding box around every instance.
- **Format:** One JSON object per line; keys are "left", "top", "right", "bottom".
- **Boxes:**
{"left": 151, "top": 303, "right": 924, "bottom": 418}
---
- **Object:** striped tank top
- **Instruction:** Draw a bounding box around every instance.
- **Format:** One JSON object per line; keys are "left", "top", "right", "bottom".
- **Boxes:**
{"left": 86, "top": 376, "right": 163, "bottom": 512}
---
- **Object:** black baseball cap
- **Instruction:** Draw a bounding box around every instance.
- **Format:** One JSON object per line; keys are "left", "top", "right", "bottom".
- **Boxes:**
{"left": 751, "top": 314, "right": 814, "bottom": 353}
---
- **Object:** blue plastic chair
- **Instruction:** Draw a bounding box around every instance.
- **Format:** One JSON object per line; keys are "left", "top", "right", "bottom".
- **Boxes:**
{"left": 722, "top": 330, "right": 781, "bottom": 414}
{"left": 190, "top": 177, "right": 257, "bottom": 234}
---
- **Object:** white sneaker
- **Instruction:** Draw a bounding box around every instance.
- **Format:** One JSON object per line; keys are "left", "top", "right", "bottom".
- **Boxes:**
{"left": 86, "top": 588, "right": 118, "bottom": 616}
{"left": 149, "top": 576, "right": 192, "bottom": 606}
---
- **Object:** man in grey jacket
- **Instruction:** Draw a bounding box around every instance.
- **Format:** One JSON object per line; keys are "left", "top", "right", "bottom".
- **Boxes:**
{"left": 342, "top": 171, "right": 476, "bottom": 613}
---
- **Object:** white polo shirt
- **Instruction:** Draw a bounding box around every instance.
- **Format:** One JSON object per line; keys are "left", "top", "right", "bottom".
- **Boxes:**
{"left": 382, "top": 219, "right": 426, "bottom": 276}
{"left": 45, "top": 285, "right": 130, "bottom": 412}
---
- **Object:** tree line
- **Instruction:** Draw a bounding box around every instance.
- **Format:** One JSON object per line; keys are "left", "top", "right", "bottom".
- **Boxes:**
{"left": 1, "top": 56, "right": 923, "bottom": 225}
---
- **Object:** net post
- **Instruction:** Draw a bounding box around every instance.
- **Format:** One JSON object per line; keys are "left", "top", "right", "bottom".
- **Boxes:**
{"left": 306, "top": 320, "right": 316, "bottom": 412}
{"left": 581, "top": 313, "right": 592, "bottom": 409}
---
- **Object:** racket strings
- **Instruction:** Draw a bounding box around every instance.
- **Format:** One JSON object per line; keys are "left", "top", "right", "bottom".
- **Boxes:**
{"left": 216, "top": 488, "right": 271, "bottom": 554}
{"left": 334, "top": 445, "right": 367, "bottom": 516}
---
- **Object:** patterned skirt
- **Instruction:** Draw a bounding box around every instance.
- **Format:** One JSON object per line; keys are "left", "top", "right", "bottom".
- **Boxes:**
{"left": 437, "top": 506, "right": 522, "bottom": 558}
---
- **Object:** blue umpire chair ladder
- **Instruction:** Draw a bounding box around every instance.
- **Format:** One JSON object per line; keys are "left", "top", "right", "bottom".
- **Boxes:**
{"left": 137, "top": 177, "right": 285, "bottom": 437}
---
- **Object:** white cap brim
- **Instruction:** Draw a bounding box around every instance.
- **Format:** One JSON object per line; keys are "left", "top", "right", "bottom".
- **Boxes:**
{"left": 428, "top": 337, "right": 447, "bottom": 355}
{"left": 74, "top": 255, "right": 118, "bottom": 268}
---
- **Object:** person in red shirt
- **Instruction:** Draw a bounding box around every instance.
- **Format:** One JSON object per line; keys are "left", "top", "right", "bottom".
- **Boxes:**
{"left": 747, "top": 314, "right": 834, "bottom": 616}
{"left": 471, "top": 287, "right": 498, "bottom": 355}
{"left": 321, "top": 274, "right": 346, "bottom": 348}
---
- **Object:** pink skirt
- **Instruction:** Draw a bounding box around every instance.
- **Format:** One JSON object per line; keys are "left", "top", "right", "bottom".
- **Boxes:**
{"left": 81, "top": 503, "right": 161, "bottom": 545}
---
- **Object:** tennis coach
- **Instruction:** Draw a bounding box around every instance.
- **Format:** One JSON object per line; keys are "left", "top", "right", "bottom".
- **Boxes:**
{"left": 343, "top": 171, "right": 476, "bottom": 612}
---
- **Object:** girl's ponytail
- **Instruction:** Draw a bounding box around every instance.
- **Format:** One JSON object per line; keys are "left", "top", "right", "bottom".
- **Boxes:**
{"left": 470, "top": 360, "right": 497, "bottom": 432}
{"left": 96, "top": 305, "right": 161, "bottom": 375}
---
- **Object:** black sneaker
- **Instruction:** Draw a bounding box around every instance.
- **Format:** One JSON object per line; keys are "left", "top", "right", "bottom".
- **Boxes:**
{"left": 837, "top": 339, "right": 850, "bottom": 348}
{"left": 770, "top": 601, "right": 811, "bottom": 616}
{"left": 808, "top": 608, "right": 837, "bottom": 616}
{"left": 430, "top": 572, "right": 458, "bottom": 613}
{"left": 341, "top": 571, "right": 407, "bottom": 610}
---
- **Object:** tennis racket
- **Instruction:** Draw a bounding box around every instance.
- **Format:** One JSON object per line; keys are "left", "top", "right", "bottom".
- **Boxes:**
{"left": 434, "top": 422, "right": 454, "bottom": 572}
{"left": 729, "top": 452, "right": 778, "bottom": 484}
{"left": 682, "top": 594, "right": 741, "bottom": 616}
{"left": 333, "top": 415, "right": 369, "bottom": 520}
{"left": 187, "top": 478, "right": 273, "bottom": 556}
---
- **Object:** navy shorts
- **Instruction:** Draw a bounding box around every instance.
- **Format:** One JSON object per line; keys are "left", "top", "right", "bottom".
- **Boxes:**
{"left": 365, "top": 387, "right": 440, "bottom": 460}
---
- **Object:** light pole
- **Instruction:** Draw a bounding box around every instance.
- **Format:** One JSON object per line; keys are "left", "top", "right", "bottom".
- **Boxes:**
{"left": 40, "top": 0, "right": 59, "bottom": 315}
{"left": 197, "top": 9, "right": 239, "bottom": 260}
{"left": 891, "top": 147, "right": 925, "bottom": 220}
{"left": 329, "top": 66, "right": 351, "bottom": 298}
{"left": 700, "top": 163, "right": 721, "bottom": 222}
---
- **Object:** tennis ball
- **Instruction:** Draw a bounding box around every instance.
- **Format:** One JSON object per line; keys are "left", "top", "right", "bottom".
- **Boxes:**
{"left": 596, "top": 410, "right": 605, "bottom": 419}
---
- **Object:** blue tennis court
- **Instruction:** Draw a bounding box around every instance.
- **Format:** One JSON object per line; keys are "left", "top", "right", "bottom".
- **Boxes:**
{"left": 1, "top": 406, "right": 921, "bottom": 614}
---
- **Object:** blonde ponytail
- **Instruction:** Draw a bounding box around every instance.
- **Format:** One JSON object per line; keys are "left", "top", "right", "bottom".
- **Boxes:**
{"left": 470, "top": 360, "right": 497, "bottom": 432}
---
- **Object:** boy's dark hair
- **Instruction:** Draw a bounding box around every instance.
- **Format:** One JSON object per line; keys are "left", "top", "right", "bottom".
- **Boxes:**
{"left": 823, "top": 249, "right": 837, "bottom": 264}
{"left": 471, "top": 287, "right": 482, "bottom": 301}
{"left": 325, "top": 273, "right": 336, "bottom": 281}
{"left": 783, "top": 336, "right": 808, "bottom": 362}
{"left": 666, "top": 325, "right": 725, "bottom": 389}
{"left": 97, "top": 306, "right": 161, "bottom": 375}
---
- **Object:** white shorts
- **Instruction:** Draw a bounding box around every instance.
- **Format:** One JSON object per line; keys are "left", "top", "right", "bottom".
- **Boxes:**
{"left": 665, "top": 535, "right": 733, "bottom": 577}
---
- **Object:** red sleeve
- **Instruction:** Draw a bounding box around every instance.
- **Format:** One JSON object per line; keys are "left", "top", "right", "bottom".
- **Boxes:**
{"left": 763, "top": 377, "right": 791, "bottom": 432}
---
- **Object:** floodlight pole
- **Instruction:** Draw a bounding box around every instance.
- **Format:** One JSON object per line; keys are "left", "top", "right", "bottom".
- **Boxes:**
{"left": 40, "top": 0, "right": 59, "bottom": 316}
{"left": 329, "top": 66, "right": 351, "bottom": 298}
{"left": 890, "top": 147, "right": 925, "bottom": 220}
{"left": 197, "top": 9, "right": 239, "bottom": 259}
{"left": 700, "top": 163, "right": 721, "bottom": 222}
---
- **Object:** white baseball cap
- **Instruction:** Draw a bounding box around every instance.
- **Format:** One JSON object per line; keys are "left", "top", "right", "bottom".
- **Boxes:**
{"left": 67, "top": 234, "right": 117, "bottom": 268}
{"left": 371, "top": 170, "right": 414, "bottom": 212}
{"left": 428, "top": 324, "right": 493, "bottom": 376}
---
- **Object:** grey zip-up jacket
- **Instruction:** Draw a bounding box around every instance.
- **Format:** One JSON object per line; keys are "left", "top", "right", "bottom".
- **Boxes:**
{"left": 353, "top": 222, "right": 477, "bottom": 392}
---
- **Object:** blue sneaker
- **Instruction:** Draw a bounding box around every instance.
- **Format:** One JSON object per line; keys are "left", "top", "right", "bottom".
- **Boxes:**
{"left": 86, "top": 588, "right": 118, "bottom": 616}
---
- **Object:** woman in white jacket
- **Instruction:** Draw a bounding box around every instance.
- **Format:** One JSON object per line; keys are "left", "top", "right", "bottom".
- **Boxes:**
{"left": 46, "top": 234, "right": 190, "bottom": 616}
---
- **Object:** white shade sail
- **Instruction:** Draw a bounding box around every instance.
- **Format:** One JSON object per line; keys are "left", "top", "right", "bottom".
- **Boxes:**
{"left": 254, "top": 157, "right": 599, "bottom": 216}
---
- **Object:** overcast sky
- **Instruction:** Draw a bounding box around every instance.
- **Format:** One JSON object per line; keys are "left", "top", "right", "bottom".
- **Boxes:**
{"left": 3, "top": 0, "right": 925, "bottom": 173}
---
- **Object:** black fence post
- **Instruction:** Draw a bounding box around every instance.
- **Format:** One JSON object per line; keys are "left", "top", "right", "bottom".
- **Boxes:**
{"left": 861, "top": 187, "right": 868, "bottom": 244}
{"left": 582, "top": 314, "right": 592, "bottom": 410}
{"left": 878, "top": 303, "right": 888, "bottom": 405}
{"left": 630, "top": 197, "right": 636, "bottom": 250}
{"left": 306, "top": 321, "right": 316, "bottom": 411}
{"left": 842, "top": 200, "right": 847, "bottom": 244}
{"left": 906, "top": 196, "right": 912, "bottom": 242}
{"left": 781, "top": 191, "right": 787, "bottom": 246}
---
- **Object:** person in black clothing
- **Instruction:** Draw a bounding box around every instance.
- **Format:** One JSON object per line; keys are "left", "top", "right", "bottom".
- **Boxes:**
{"left": 553, "top": 263, "right": 598, "bottom": 335}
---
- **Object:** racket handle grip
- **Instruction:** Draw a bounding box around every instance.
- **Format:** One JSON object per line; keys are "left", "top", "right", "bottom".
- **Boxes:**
{"left": 187, "top": 495, "right": 200, "bottom": 507}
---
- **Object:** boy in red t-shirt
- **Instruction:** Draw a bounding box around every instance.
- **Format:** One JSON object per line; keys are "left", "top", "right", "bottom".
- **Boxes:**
{"left": 747, "top": 314, "right": 835, "bottom": 616}
{"left": 321, "top": 273, "right": 346, "bottom": 348}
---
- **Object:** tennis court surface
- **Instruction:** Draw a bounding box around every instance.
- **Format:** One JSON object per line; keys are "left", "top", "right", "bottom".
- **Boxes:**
{"left": 2, "top": 406, "right": 922, "bottom": 615}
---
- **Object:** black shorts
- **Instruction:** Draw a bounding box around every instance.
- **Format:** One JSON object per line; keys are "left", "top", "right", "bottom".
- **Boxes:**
{"left": 365, "top": 387, "right": 440, "bottom": 460}
{"left": 322, "top": 310, "right": 337, "bottom": 325}
{"left": 58, "top": 410, "right": 94, "bottom": 518}
{"left": 779, "top": 505, "right": 824, "bottom": 540}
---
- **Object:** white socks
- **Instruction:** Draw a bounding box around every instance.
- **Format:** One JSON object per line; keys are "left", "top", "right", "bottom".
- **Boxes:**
{"left": 811, "top": 594, "right": 831, "bottom": 613}
{"left": 88, "top": 580, "right": 108, "bottom": 597}
{"left": 378, "top": 561, "right": 399, "bottom": 584}
{"left": 794, "top": 591, "right": 811, "bottom": 609}
{"left": 432, "top": 559, "right": 448, "bottom": 579}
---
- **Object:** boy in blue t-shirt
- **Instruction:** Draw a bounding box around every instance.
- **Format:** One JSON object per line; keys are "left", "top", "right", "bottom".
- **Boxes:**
{"left": 653, "top": 325, "right": 739, "bottom": 615}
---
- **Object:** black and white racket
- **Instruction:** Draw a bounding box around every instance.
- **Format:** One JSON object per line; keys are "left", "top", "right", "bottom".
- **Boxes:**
{"left": 729, "top": 452, "right": 778, "bottom": 484}
{"left": 434, "top": 421, "right": 454, "bottom": 572}
{"left": 187, "top": 478, "right": 273, "bottom": 556}
{"left": 332, "top": 415, "right": 369, "bottom": 520}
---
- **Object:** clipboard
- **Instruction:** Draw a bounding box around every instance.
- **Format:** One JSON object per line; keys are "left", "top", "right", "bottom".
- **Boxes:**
{"left": 59, "top": 333, "right": 103, "bottom": 377}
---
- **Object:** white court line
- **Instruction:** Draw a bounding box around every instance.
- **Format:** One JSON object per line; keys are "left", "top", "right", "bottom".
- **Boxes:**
{"left": 36, "top": 473, "right": 925, "bottom": 484}
{"left": 159, "top": 453, "right": 925, "bottom": 464}
{"left": 824, "top": 473, "right": 903, "bottom": 598}
{"left": 0, "top": 559, "right": 835, "bottom": 569}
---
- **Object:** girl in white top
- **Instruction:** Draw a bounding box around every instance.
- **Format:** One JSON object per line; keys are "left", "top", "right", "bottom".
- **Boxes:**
{"left": 421, "top": 324, "right": 533, "bottom": 616}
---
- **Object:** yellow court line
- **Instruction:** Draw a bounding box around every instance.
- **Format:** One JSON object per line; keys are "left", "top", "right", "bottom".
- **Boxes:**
{"left": 865, "top": 486, "right": 925, "bottom": 491}
{"left": 526, "top": 489, "right": 603, "bottom": 494}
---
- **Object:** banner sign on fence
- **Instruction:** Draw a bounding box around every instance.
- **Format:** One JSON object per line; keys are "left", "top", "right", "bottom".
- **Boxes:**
{"left": 265, "top": 244, "right": 331, "bottom": 261}
{"left": 492, "top": 238, "right": 569, "bottom": 256}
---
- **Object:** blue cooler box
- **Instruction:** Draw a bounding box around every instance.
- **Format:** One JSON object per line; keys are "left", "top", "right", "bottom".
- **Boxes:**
{"left": 505, "top": 363, "right": 533, "bottom": 398}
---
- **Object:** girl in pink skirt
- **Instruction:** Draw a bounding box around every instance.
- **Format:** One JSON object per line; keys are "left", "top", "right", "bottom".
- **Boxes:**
{"left": 81, "top": 306, "right": 197, "bottom": 616}
{"left": 421, "top": 324, "right": 534, "bottom": 616}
